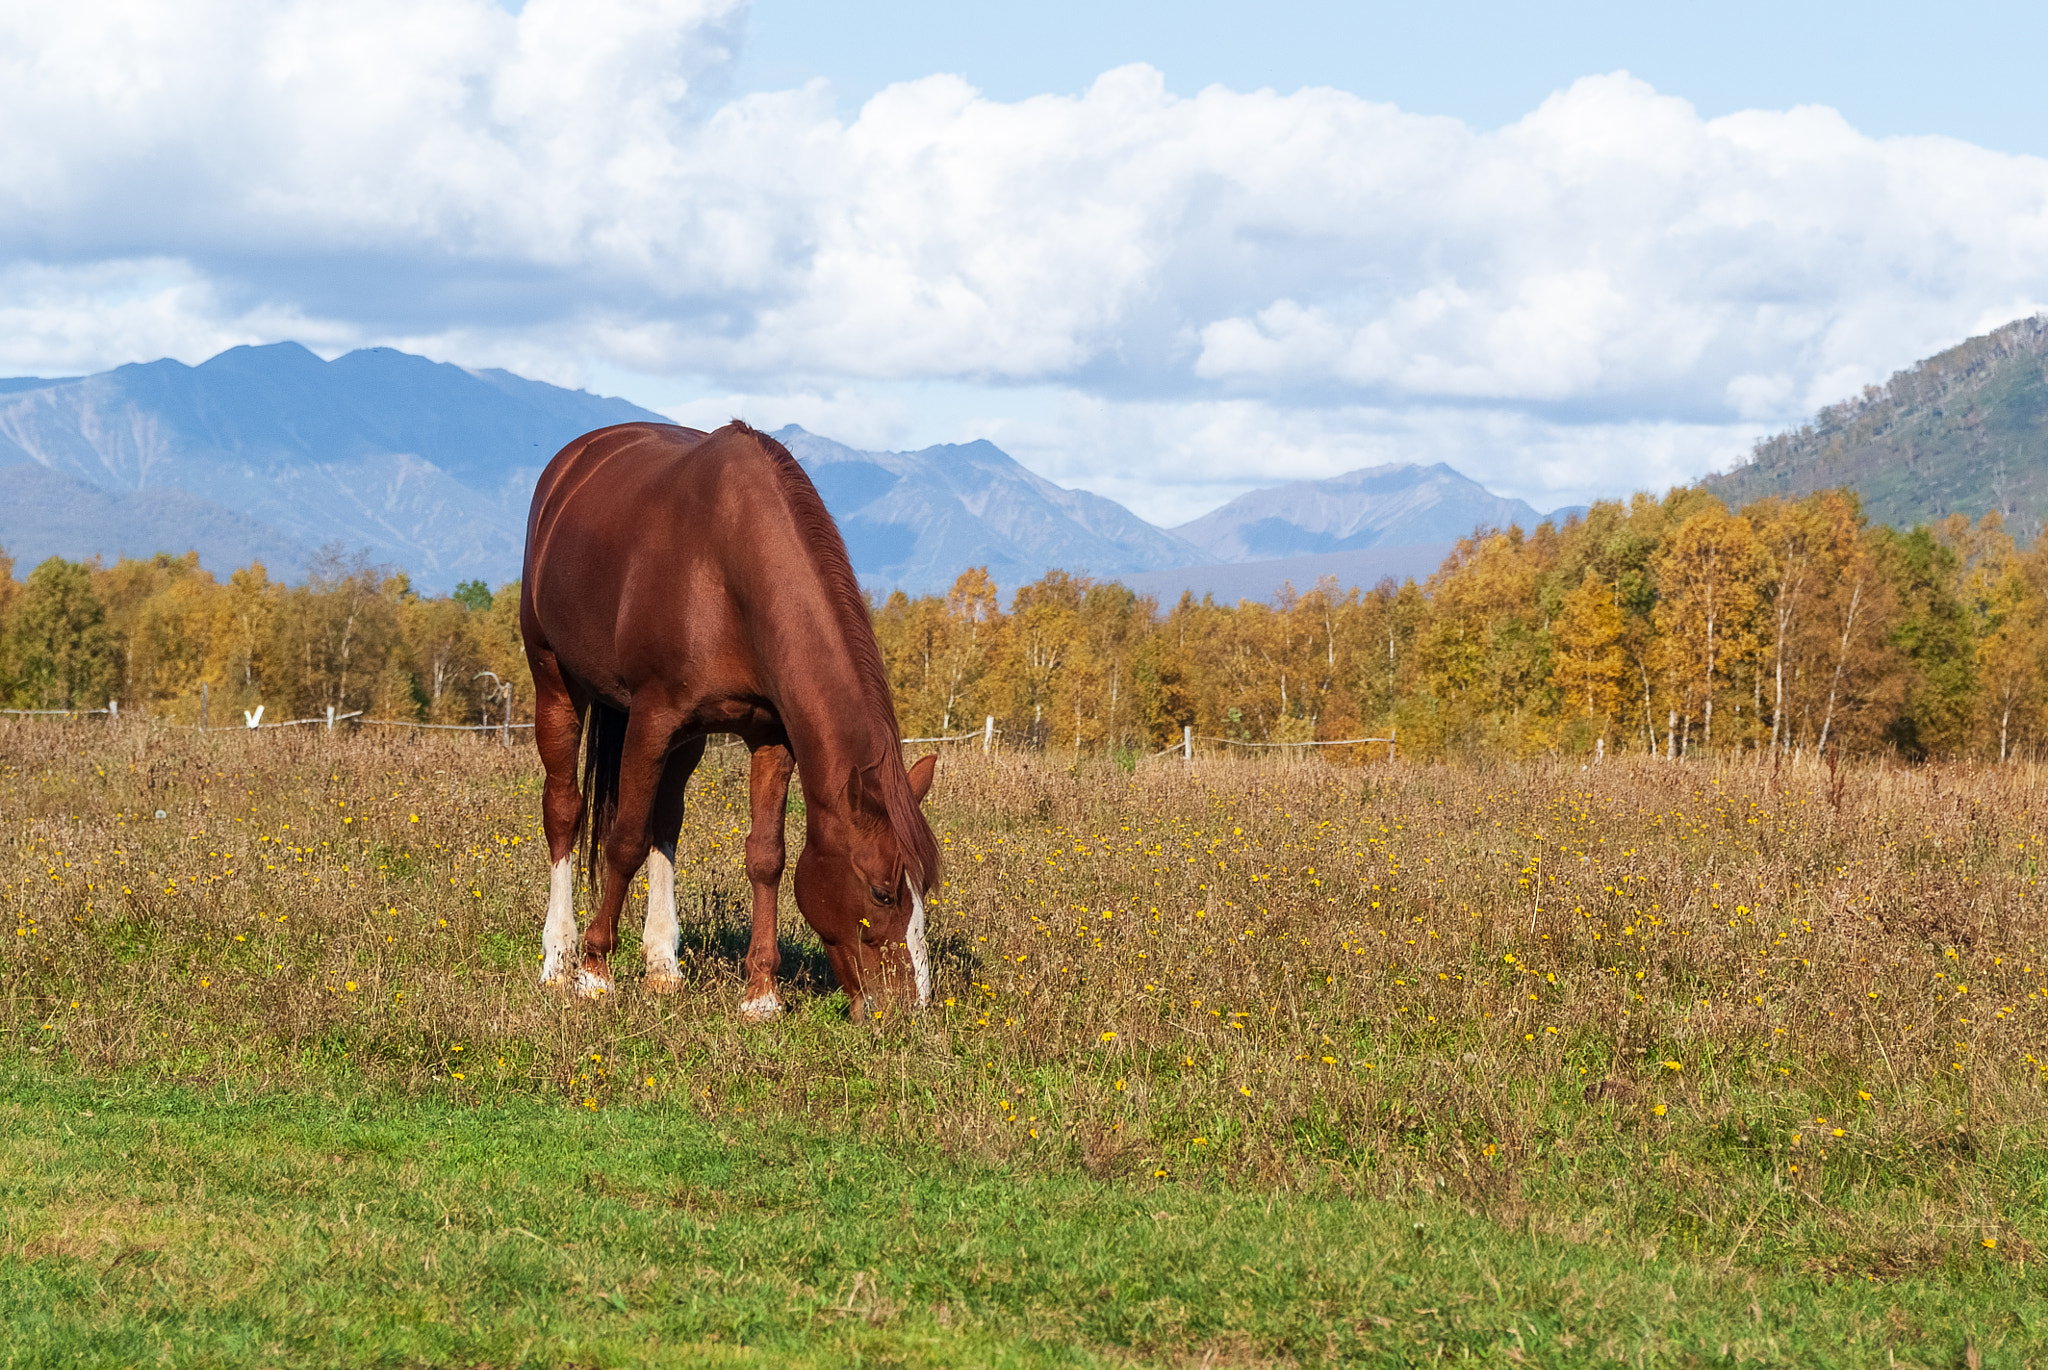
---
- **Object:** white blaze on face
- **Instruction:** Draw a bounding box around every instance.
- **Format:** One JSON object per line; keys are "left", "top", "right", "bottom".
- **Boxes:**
{"left": 906, "top": 883, "right": 931, "bottom": 1005}
{"left": 540, "top": 857, "right": 576, "bottom": 984}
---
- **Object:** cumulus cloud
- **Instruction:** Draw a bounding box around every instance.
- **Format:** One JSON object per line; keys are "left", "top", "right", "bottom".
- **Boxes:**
{"left": 4, "top": 0, "right": 2048, "bottom": 514}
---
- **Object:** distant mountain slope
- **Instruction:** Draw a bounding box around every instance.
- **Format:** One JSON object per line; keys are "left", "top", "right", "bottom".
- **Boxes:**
{"left": 1171, "top": 462, "right": 1569, "bottom": 563}
{"left": 1118, "top": 543, "right": 1456, "bottom": 606}
{"left": 0, "top": 341, "right": 1573, "bottom": 602}
{"left": 0, "top": 342, "right": 667, "bottom": 589}
{"left": 0, "top": 465, "right": 305, "bottom": 577}
{"left": 1706, "top": 314, "right": 2048, "bottom": 530}
{"left": 772, "top": 426, "right": 1203, "bottom": 596}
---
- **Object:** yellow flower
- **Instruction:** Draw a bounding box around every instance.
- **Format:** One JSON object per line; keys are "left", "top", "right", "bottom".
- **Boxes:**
{"left": 1100, "top": 1030, "right": 1116, "bottom": 1041}
{"left": 344, "top": 981, "right": 356, "bottom": 992}
{"left": 1983, "top": 1238, "right": 1998, "bottom": 1250}
{"left": 1653, "top": 1103, "right": 1667, "bottom": 1117}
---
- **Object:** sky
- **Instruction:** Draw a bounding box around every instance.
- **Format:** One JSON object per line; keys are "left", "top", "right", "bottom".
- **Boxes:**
{"left": 4, "top": 0, "right": 2047, "bottom": 527}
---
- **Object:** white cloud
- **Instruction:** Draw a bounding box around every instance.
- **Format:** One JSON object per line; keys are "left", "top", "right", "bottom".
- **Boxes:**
{"left": 4, "top": 1, "right": 2048, "bottom": 513}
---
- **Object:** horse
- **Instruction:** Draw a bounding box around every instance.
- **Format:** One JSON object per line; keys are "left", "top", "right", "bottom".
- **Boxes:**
{"left": 519, "top": 420, "right": 940, "bottom": 1020}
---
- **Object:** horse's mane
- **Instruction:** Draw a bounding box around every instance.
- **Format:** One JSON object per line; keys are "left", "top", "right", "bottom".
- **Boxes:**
{"left": 733, "top": 421, "right": 941, "bottom": 893}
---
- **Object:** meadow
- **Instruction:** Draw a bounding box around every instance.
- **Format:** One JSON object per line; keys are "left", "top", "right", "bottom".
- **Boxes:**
{"left": 0, "top": 720, "right": 2044, "bottom": 1365}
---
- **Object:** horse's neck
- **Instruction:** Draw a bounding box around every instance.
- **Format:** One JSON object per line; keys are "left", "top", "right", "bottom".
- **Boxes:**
{"left": 755, "top": 591, "right": 886, "bottom": 799}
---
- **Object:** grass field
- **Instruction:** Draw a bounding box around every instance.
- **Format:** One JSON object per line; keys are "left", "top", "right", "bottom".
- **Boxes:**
{"left": 0, "top": 723, "right": 2044, "bottom": 1365}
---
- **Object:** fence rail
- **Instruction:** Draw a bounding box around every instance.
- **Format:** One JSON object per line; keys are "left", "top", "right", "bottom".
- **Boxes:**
{"left": 1198, "top": 734, "right": 1396, "bottom": 749}
{"left": 0, "top": 707, "right": 116, "bottom": 718}
{"left": 0, "top": 704, "right": 1395, "bottom": 760}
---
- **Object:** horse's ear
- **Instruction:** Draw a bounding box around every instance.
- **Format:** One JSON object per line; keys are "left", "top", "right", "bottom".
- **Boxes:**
{"left": 906, "top": 752, "right": 938, "bottom": 805}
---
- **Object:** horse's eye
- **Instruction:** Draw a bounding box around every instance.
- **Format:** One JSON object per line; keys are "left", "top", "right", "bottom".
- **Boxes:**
{"left": 870, "top": 885, "right": 894, "bottom": 906}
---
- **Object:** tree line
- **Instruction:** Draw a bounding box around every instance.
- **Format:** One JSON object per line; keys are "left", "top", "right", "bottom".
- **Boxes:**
{"left": 0, "top": 482, "right": 2039, "bottom": 761}
{"left": 870, "top": 487, "right": 2041, "bottom": 764}
{"left": 0, "top": 548, "right": 525, "bottom": 729}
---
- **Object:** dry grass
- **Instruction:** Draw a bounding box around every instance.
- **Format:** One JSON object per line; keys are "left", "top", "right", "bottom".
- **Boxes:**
{"left": 2, "top": 721, "right": 2043, "bottom": 1278}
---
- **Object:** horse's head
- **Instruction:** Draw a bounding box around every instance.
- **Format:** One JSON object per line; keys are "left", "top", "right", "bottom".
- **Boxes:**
{"left": 795, "top": 752, "right": 939, "bottom": 1020}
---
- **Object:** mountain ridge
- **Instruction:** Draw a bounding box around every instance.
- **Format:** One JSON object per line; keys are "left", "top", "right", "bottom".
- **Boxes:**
{"left": 0, "top": 342, "right": 1557, "bottom": 599}
{"left": 1705, "top": 314, "right": 2048, "bottom": 533}
{"left": 0, "top": 342, "right": 669, "bottom": 590}
{"left": 771, "top": 425, "right": 1204, "bottom": 596}
{"left": 1172, "top": 461, "right": 1573, "bottom": 563}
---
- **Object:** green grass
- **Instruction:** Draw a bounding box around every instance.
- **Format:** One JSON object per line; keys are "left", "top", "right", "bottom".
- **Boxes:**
{"left": 0, "top": 1067, "right": 2039, "bottom": 1368}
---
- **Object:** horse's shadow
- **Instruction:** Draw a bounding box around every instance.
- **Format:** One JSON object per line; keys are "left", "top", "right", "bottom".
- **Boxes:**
{"left": 670, "top": 881, "right": 838, "bottom": 991}
{"left": 665, "top": 880, "right": 984, "bottom": 996}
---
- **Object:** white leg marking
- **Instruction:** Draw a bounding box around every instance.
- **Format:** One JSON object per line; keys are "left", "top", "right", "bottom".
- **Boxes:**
{"left": 907, "top": 885, "right": 931, "bottom": 1006}
{"left": 643, "top": 841, "right": 682, "bottom": 988}
{"left": 737, "top": 990, "right": 785, "bottom": 1021}
{"left": 540, "top": 857, "right": 576, "bottom": 985}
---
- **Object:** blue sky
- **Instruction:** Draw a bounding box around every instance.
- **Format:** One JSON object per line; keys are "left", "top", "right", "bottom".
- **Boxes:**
{"left": 734, "top": 0, "right": 2048, "bottom": 155}
{"left": 4, "top": 0, "right": 2047, "bottom": 526}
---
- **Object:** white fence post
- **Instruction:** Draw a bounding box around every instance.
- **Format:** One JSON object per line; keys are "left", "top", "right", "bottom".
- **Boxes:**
{"left": 982, "top": 716, "right": 995, "bottom": 752}
{"left": 244, "top": 705, "right": 264, "bottom": 729}
{"left": 326, "top": 705, "right": 335, "bottom": 732}
{"left": 1182, "top": 725, "right": 1192, "bottom": 763}
{"left": 107, "top": 699, "right": 118, "bottom": 722}
{"left": 199, "top": 681, "right": 209, "bottom": 732}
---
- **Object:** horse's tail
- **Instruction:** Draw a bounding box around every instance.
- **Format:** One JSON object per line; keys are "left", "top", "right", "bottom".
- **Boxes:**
{"left": 580, "top": 699, "right": 628, "bottom": 893}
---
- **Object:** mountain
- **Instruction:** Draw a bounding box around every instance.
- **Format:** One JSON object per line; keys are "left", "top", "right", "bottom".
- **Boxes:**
{"left": 0, "top": 340, "right": 1557, "bottom": 602}
{"left": 770, "top": 426, "right": 1203, "bottom": 596}
{"left": 1705, "top": 314, "right": 2048, "bottom": 533}
{"left": 0, "top": 342, "right": 667, "bottom": 591}
{"left": 1172, "top": 462, "right": 1574, "bottom": 563}
{"left": 0, "top": 465, "right": 307, "bottom": 576}
{"left": 1118, "top": 543, "right": 1457, "bottom": 606}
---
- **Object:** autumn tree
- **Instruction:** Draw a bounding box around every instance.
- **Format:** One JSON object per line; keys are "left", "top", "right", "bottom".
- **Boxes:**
{"left": 11, "top": 558, "right": 116, "bottom": 710}
{"left": 1549, "top": 571, "right": 1626, "bottom": 748}
{"left": 1653, "top": 503, "right": 1763, "bottom": 755}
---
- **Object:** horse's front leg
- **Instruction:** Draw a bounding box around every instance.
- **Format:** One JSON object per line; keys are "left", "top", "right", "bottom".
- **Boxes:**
{"left": 641, "top": 735, "right": 706, "bottom": 995}
{"left": 739, "top": 741, "right": 795, "bottom": 1021}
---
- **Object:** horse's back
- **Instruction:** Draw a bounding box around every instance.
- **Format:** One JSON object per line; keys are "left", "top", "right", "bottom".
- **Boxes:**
{"left": 521, "top": 421, "right": 804, "bottom": 702}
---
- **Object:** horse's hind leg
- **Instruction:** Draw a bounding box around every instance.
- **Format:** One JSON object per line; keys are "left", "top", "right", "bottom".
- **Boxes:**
{"left": 641, "top": 735, "right": 706, "bottom": 995}
{"left": 530, "top": 647, "right": 584, "bottom": 986}
{"left": 739, "top": 741, "right": 796, "bottom": 1021}
{"left": 577, "top": 706, "right": 672, "bottom": 997}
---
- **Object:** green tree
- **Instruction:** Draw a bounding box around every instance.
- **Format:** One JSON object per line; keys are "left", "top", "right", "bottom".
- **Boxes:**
{"left": 11, "top": 558, "right": 116, "bottom": 710}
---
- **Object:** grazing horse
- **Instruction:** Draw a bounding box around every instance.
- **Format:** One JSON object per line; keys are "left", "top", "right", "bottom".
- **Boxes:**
{"left": 519, "top": 420, "right": 940, "bottom": 1019}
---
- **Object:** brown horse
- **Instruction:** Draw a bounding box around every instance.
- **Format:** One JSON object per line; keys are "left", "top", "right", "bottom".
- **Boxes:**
{"left": 519, "top": 420, "right": 940, "bottom": 1019}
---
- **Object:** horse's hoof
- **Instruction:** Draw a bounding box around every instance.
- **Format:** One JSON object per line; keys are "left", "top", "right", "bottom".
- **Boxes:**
{"left": 737, "top": 992, "right": 785, "bottom": 1022}
{"left": 571, "top": 967, "right": 613, "bottom": 1000}
{"left": 644, "top": 970, "right": 685, "bottom": 996}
